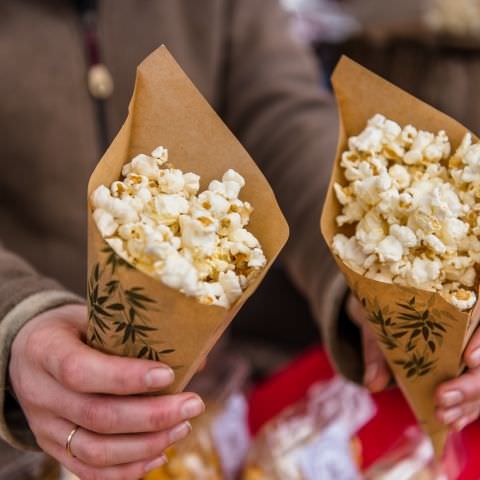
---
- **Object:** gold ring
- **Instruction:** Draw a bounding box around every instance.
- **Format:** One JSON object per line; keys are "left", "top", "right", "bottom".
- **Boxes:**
{"left": 66, "top": 426, "right": 79, "bottom": 458}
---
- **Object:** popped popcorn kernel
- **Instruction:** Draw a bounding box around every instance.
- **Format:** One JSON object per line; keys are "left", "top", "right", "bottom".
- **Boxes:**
{"left": 333, "top": 114, "right": 480, "bottom": 311}
{"left": 91, "top": 146, "right": 266, "bottom": 309}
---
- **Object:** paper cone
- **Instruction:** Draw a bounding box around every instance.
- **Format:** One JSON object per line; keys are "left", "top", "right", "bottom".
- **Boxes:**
{"left": 86, "top": 46, "right": 289, "bottom": 394}
{"left": 320, "top": 56, "right": 480, "bottom": 458}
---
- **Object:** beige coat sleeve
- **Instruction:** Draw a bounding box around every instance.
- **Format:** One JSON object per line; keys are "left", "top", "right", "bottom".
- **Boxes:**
{"left": 0, "top": 245, "right": 83, "bottom": 449}
{"left": 222, "top": 0, "right": 362, "bottom": 381}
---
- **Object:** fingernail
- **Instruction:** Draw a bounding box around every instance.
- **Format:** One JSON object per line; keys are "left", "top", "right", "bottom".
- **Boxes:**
{"left": 440, "top": 390, "right": 464, "bottom": 408}
{"left": 442, "top": 407, "right": 463, "bottom": 425}
{"left": 455, "top": 417, "right": 469, "bottom": 432}
{"left": 169, "top": 421, "right": 192, "bottom": 443}
{"left": 469, "top": 348, "right": 480, "bottom": 367}
{"left": 145, "top": 367, "right": 174, "bottom": 388}
{"left": 144, "top": 454, "right": 168, "bottom": 473}
{"left": 364, "top": 363, "right": 378, "bottom": 386}
{"left": 181, "top": 397, "right": 205, "bottom": 419}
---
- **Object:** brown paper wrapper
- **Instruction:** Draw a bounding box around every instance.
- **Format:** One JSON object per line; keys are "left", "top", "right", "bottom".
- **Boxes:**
{"left": 321, "top": 56, "right": 480, "bottom": 458}
{"left": 86, "top": 46, "right": 289, "bottom": 394}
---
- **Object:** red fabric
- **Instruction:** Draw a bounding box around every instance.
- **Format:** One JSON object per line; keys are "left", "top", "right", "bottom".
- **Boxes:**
{"left": 247, "top": 347, "right": 480, "bottom": 479}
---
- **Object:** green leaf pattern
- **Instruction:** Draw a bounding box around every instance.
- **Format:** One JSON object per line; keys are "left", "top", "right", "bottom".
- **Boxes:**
{"left": 359, "top": 293, "right": 452, "bottom": 380}
{"left": 88, "top": 245, "right": 177, "bottom": 362}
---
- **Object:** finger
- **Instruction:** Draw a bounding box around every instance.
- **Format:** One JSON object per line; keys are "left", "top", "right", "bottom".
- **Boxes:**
{"left": 465, "top": 327, "right": 480, "bottom": 369}
{"left": 346, "top": 294, "right": 368, "bottom": 326}
{"left": 26, "top": 372, "right": 205, "bottom": 435}
{"left": 43, "top": 333, "right": 175, "bottom": 395}
{"left": 453, "top": 408, "right": 480, "bottom": 432}
{"left": 55, "top": 304, "right": 89, "bottom": 333}
{"left": 41, "top": 437, "right": 168, "bottom": 480}
{"left": 49, "top": 417, "right": 191, "bottom": 467}
{"left": 436, "top": 400, "right": 480, "bottom": 426}
{"left": 197, "top": 358, "right": 207, "bottom": 372}
{"left": 362, "top": 324, "right": 391, "bottom": 392}
{"left": 66, "top": 391, "right": 205, "bottom": 434}
{"left": 436, "top": 370, "right": 480, "bottom": 408}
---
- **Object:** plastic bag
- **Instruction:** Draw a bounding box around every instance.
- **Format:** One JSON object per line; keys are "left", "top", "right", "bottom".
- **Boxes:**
{"left": 243, "top": 376, "right": 375, "bottom": 480}
{"left": 364, "top": 427, "right": 466, "bottom": 480}
{"left": 145, "top": 350, "right": 251, "bottom": 480}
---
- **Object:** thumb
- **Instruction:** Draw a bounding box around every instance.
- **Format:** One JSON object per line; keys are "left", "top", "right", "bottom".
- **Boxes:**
{"left": 361, "top": 321, "right": 391, "bottom": 393}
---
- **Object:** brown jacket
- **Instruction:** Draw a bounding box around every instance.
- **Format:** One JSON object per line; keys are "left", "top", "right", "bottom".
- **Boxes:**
{"left": 0, "top": 0, "right": 347, "bottom": 450}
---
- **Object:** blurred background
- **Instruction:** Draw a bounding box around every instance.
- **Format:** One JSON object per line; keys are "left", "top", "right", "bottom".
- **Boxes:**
{"left": 5, "top": 0, "right": 480, "bottom": 478}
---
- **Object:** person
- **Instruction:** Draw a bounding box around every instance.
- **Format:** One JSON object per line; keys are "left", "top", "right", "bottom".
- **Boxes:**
{"left": 1, "top": 1, "right": 480, "bottom": 479}
{"left": 1, "top": 1, "right": 337, "bottom": 478}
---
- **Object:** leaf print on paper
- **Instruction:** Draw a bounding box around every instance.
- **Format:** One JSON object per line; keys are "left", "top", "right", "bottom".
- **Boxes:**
{"left": 88, "top": 246, "right": 178, "bottom": 364}
{"left": 357, "top": 290, "right": 451, "bottom": 380}
{"left": 395, "top": 296, "right": 448, "bottom": 355}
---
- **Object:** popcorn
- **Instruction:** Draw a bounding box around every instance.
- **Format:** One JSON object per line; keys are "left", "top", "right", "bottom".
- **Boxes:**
{"left": 154, "top": 194, "right": 190, "bottom": 224}
{"left": 441, "top": 283, "right": 477, "bottom": 311}
{"left": 125, "top": 173, "right": 149, "bottom": 190}
{"left": 341, "top": 158, "right": 373, "bottom": 182}
{"left": 353, "top": 172, "right": 391, "bottom": 206}
{"left": 197, "top": 191, "right": 230, "bottom": 219}
{"left": 223, "top": 168, "right": 246, "bottom": 188}
{"left": 229, "top": 228, "right": 260, "bottom": 249}
{"left": 218, "top": 270, "right": 243, "bottom": 305}
{"left": 93, "top": 209, "right": 118, "bottom": 237}
{"left": 376, "top": 236, "right": 403, "bottom": 262}
{"left": 198, "top": 281, "right": 229, "bottom": 307}
{"left": 151, "top": 146, "right": 169, "bottom": 164}
{"left": 155, "top": 252, "right": 199, "bottom": 296}
{"left": 404, "top": 131, "right": 435, "bottom": 165}
{"left": 336, "top": 201, "right": 364, "bottom": 226}
{"left": 424, "top": 234, "right": 447, "bottom": 255}
{"left": 248, "top": 248, "right": 267, "bottom": 268}
{"left": 333, "top": 114, "right": 480, "bottom": 311}
{"left": 355, "top": 210, "right": 386, "bottom": 254}
{"left": 179, "top": 214, "right": 218, "bottom": 256}
{"left": 348, "top": 126, "right": 384, "bottom": 153}
{"left": 389, "top": 164, "right": 411, "bottom": 189}
{"left": 157, "top": 169, "right": 185, "bottom": 194}
{"left": 333, "top": 183, "right": 352, "bottom": 206}
{"left": 400, "top": 125, "right": 418, "bottom": 145}
{"left": 332, "top": 234, "right": 367, "bottom": 275}
{"left": 390, "top": 225, "right": 418, "bottom": 248}
{"left": 183, "top": 172, "right": 200, "bottom": 196}
{"left": 440, "top": 218, "right": 469, "bottom": 245}
{"left": 128, "top": 153, "right": 161, "bottom": 179}
{"left": 91, "top": 146, "right": 266, "bottom": 308}
{"left": 91, "top": 185, "right": 113, "bottom": 210}
{"left": 107, "top": 197, "right": 139, "bottom": 224}
{"left": 408, "top": 258, "right": 442, "bottom": 288}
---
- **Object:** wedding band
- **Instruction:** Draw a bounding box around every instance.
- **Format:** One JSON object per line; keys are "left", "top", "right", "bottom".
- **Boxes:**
{"left": 66, "top": 426, "right": 79, "bottom": 458}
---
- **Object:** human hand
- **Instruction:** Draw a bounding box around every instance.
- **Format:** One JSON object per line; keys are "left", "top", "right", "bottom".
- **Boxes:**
{"left": 9, "top": 304, "right": 205, "bottom": 480}
{"left": 346, "top": 293, "right": 391, "bottom": 392}
{"left": 436, "top": 326, "right": 480, "bottom": 432}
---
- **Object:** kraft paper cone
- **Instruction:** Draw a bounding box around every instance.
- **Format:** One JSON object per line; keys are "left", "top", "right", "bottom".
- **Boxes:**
{"left": 321, "top": 56, "right": 480, "bottom": 458}
{"left": 86, "top": 46, "right": 289, "bottom": 394}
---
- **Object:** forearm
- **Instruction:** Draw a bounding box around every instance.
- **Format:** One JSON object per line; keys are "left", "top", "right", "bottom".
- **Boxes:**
{"left": 223, "top": 0, "right": 363, "bottom": 379}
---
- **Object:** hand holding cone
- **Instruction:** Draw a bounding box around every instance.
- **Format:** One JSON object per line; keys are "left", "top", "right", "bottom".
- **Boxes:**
{"left": 87, "top": 46, "right": 289, "bottom": 394}
{"left": 321, "top": 56, "right": 480, "bottom": 458}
